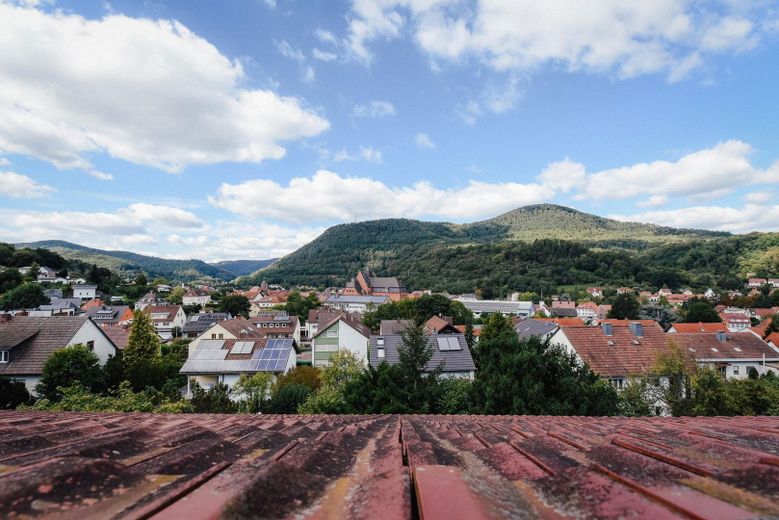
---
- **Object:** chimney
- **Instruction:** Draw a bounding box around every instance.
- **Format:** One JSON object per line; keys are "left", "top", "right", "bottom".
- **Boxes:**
{"left": 602, "top": 323, "right": 613, "bottom": 336}
{"left": 0, "top": 314, "right": 12, "bottom": 323}
{"left": 628, "top": 322, "right": 643, "bottom": 338}
{"left": 715, "top": 331, "right": 726, "bottom": 342}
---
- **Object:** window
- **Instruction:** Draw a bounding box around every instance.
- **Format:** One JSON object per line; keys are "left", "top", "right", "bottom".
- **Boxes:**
{"left": 218, "top": 333, "right": 224, "bottom": 339}
{"left": 86, "top": 341, "right": 94, "bottom": 351}
{"left": 0, "top": 350, "right": 8, "bottom": 363}
{"left": 608, "top": 378, "right": 625, "bottom": 390}
{"left": 326, "top": 329, "right": 338, "bottom": 337}
{"left": 733, "top": 365, "right": 740, "bottom": 376}
{"left": 377, "top": 347, "right": 385, "bottom": 359}
{"left": 211, "top": 333, "right": 216, "bottom": 339}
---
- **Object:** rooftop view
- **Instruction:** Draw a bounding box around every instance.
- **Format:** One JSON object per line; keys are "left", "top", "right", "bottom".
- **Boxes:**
{"left": 1, "top": 0, "right": 778, "bottom": 518}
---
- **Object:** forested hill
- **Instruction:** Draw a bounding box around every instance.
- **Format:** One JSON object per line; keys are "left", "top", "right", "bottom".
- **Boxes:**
{"left": 242, "top": 205, "right": 776, "bottom": 294}
{"left": 18, "top": 241, "right": 235, "bottom": 281}
{"left": 210, "top": 259, "right": 278, "bottom": 277}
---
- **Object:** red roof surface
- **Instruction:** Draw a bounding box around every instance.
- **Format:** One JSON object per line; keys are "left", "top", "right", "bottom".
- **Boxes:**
{"left": 557, "top": 321, "right": 669, "bottom": 377}
{"left": 671, "top": 322, "right": 729, "bottom": 333}
{"left": 673, "top": 332, "right": 779, "bottom": 360}
{"left": 1, "top": 412, "right": 778, "bottom": 518}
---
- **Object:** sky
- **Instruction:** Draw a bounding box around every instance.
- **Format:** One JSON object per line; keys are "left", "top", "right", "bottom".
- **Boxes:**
{"left": 0, "top": 0, "right": 778, "bottom": 262}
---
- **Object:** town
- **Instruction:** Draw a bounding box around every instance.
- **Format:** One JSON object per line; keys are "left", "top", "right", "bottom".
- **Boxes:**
{"left": 2, "top": 244, "right": 778, "bottom": 418}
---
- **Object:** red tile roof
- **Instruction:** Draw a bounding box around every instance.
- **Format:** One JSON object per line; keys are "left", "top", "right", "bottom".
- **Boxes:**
{"left": 147, "top": 305, "right": 182, "bottom": 322}
{"left": 673, "top": 332, "right": 779, "bottom": 360}
{"left": 671, "top": 322, "right": 728, "bottom": 333}
{"left": 557, "top": 321, "right": 669, "bottom": 377}
{"left": 768, "top": 332, "right": 779, "bottom": 346}
{"left": 1, "top": 412, "right": 778, "bottom": 519}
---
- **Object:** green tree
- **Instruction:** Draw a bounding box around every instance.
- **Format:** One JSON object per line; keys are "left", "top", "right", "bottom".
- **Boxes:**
{"left": 0, "top": 282, "right": 50, "bottom": 310}
{"left": 472, "top": 314, "right": 619, "bottom": 415}
{"left": 168, "top": 286, "right": 185, "bottom": 305}
{"left": 124, "top": 309, "right": 161, "bottom": 390}
{"left": 284, "top": 291, "right": 321, "bottom": 323}
{"left": 219, "top": 294, "right": 251, "bottom": 318}
{"left": 232, "top": 372, "right": 274, "bottom": 413}
{"left": 689, "top": 367, "right": 733, "bottom": 416}
{"left": 0, "top": 268, "right": 22, "bottom": 293}
{"left": 36, "top": 344, "right": 104, "bottom": 401}
{"left": 0, "top": 378, "right": 32, "bottom": 409}
{"left": 299, "top": 351, "right": 363, "bottom": 413}
{"left": 191, "top": 382, "right": 236, "bottom": 413}
{"left": 607, "top": 293, "right": 640, "bottom": 320}
{"left": 618, "top": 378, "right": 653, "bottom": 416}
{"left": 267, "top": 383, "right": 311, "bottom": 413}
{"left": 682, "top": 298, "right": 722, "bottom": 323}
{"left": 273, "top": 366, "right": 321, "bottom": 394}
{"left": 652, "top": 340, "right": 694, "bottom": 416}
{"left": 436, "top": 378, "right": 473, "bottom": 414}
{"left": 135, "top": 273, "right": 148, "bottom": 287}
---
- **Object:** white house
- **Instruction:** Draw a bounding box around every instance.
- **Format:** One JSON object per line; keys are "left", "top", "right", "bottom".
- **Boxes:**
{"left": 147, "top": 305, "right": 186, "bottom": 340}
{"left": 182, "top": 289, "right": 212, "bottom": 307}
{"left": 324, "top": 294, "right": 390, "bottom": 314}
{"left": 0, "top": 315, "right": 118, "bottom": 393}
{"left": 73, "top": 284, "right": 97, "bottom": 300}
{"left": 189, "top": 317, "right": 263, "bottom": 353}
{"left": 311, "top": 312, "right": 370, "bottom": 367}
{"left": 454, "top": 298, "right": 534, "bottom": 318}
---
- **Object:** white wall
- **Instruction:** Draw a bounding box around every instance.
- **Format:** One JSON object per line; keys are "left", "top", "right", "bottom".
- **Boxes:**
{"left": 71, "top": 320, "right": 117, "bottom": 364}
{"left": 339, "top": 322, "right": 369, "bottom": 364}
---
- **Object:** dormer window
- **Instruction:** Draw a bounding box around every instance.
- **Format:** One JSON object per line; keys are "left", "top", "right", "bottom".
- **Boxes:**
{"left": 0, "top": 350, "right": 9, "bottom": 363}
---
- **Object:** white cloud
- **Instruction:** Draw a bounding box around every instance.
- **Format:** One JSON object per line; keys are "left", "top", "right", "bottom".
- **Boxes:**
{"left": 611, "top": 204, "right": 779, "bottom": 233}
{"left": 87, "top": 170, "right": 114, "bottom": 181}
{"left": 744, "top": 191, "right": 773, "bottom": 204}
{"left": 275, "top": 39, "right": 306, "bottom": 63}
{"left": 315, "top": 28, "right": 337, "bottom": 44}
{"left": 124, "top": 203, "right": 203, "bottom": 228}
{"left": 637, "top": 195, "right": 670, "bottom": 208}
{"left": 566, "top": 140, "right": 779, "bottom": 202}
{"left": 0, "top": 4, "right": 329, "bottom": 173}
{"left": 352, "top": 100, "right": 397, "bottom": 118}
{"left": 313, "top": 144, "right": 383, "bottom": 164}
{"left": 0, "top": 171, "right": 55, "bottom": 198}
{"left": 209, "top": 169, "right": 553, "bottom": 222}
{"left": 313, "top": 48, "right": 338, "bottom": 61}
{"left": 415, "top": 133, "right": 435, "bottom": 149}
{"left": 0, "top": 158, "right": 9, "bottom": 166}
{"left": 458, "top": 74, "right": 525, "bottom": 122}
{"left": 345, "top": 1, "right": 767, "bottom": 81}
{"left": 537, "top": 159, "right": 587, "bottom": 194}
{"left": 262, "top": 0, "right": 277, "bottom": 9}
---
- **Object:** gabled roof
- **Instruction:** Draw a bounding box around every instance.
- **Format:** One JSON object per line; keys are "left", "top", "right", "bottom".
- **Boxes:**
{"left": 670, "top": 322, "right": 728, "bottom": 333}
{"left": 313, "top": 311, "right": 370, "bottom": 339}
{"left": 423, "top": 316, "right": 458, "bottom": 334}
{"left": 182, "top": 312, "right": 230, "bottom": 334}
{"left": 147, "top": 305, "right": 182, "bottom": 322}
{"left": 673, "top": 332, "right": 779, "bottom": 360}
{"left": 369, "top": 334, "right": 475, "bottom": 373}
{"left": 551, "top": 307, "right": 578, "bottom": 318}
{"left": 100, "top": 325, "right": 131, "bottom": 350}
{"left": 0, "top": 316, "right": 115, "bottom": 375}
{"left": 180, "top": 337, "right": 293, "bottom": 375}
{"left": 380, "top": 319, "right": 412, "bottom": 335}
{"left": 216, "top": 317, "right": 264, "bottom": 339}
{"left": 515, "top": 319, "right": 559, "bottom": 340}
{"left": 554, "top": 321, "right": 669, "bottom": 377}
{"left": 767, "top": 332, "right": 779, "bottom": 347}
{"left": 326, "top": 294, "right": 390, "bottom": 305}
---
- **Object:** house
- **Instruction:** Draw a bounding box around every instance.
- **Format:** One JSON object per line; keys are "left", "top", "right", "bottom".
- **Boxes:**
{"left": 667, "top": 322, "right": 728, "bottom": 334}
{"left": 0, "top": 315, "right": 118, "bottom": 393}
{"left": 454, "top": 298, "right": 534, "bottom": 318}
{"left": 181, "top": 312, "right": 231, "bottom": 339}
{"left": 769, "top": 278, "right": 779, "bottom": 289}
{"left": 719, "top": 313, "right": 752, "bottom": 332}
{"left": 84, "top": 305, "right": 133, "bottom": 327}
{"left": 586, "top": 287, "right": 603, "bottom": 299}
{"left": 100, "top": 325, "right": 131, "bottom": 350}
{"left": 747, "top": 278, "right": 767, "bottom": 288}
{"left": 550, "top": 320, "right": 671, "bottom": 390}
{"left": 672, "top": 332, "right": 779, "bottom": 379}
{"left": 515, "top": 319, "right": 559, "bottom": 341}
{"left": 311, "top": 312, "right": 370, "bottom": 367}
{"left": 617, "top": 287, "right": 633, "bottom": 295}
{"left": 704, "top": 288, "right": 716, "bottom": 299}
{"left": 768, "top": 333, "right": 779, "bottom": 348}
{"left": 551, "top": 300, "right": 576, "bottom": 309}
{"left": 551, "top": 307, "right": 579, "bottom": 319}
{"left": 379, "top": 319, "right": 412, "bottom": 335}
{"left": 325, "top": 294, "right": 390, "bottom": 314}
{"left": 147, "top": 305, "right": 186, "bottom": 340}
{"left": 302, "top": 308, "right": 342, "bottom": 340}
{"left": 250, "top": 311, "right": 301, "bottom": 345}
{"left": 250, "top": 293, "right": 286, "bottom": 313}
{"left": 189, "top": 317, "right": 263, "bottom": 352}
{"left": 453, "top": 324, "right": 481, "bottom": 342}
{"left": 43, "top": 288, "right": 63, "bottom": 300}
{"left": 369, "top": 332, "right": 476, "bottom": 379}
{"left": 29, "top": 298, "right": 82, "bottom": 317}
{"left": 156, "top": 284, "right": 172, "bottom": 293}
{"left": 182, "top": 289, "right": 211, "bottom": 307}
{"left": 135, "top": 291, "right": 161, "bottom": 310}
{"left": 423, "top": 316, "right": 460, "bottom": 334}
{"left": 180, "top": 337, "right": 295, "bottom": 397}
{"left": 72, "top": 284, "right": 97, "bottom": 300}
{"left": 343, "top": 269, "right": 408, "bottom": 301}
{"left": 658, "top": 288, "right": 673, "bottom": 297}
{"left": 36, "top": 267, "right": 57, "bottom": 282}
{"left": 576, "top": 302, "right": 599, "bottom": 323}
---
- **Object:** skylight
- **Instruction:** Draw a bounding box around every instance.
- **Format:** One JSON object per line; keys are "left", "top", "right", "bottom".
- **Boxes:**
{"left": 436, "top": 336, "right": 461, "bottom": 351}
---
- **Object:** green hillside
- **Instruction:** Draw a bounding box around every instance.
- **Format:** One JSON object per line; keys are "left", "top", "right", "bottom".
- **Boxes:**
{"left": 18, "top": 240, "right": 235, "bottom": 281}
{"left": 243, "top": 204, "right": 775, "bottom": 294}
{"left": 210, "top": 258, "right": 278, "bottom": 277}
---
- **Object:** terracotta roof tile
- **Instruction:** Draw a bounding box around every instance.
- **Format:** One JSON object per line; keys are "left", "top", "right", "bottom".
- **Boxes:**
{"left": 673, "top": 332, "right": 779, "bottom": 360}
{"left": 1, "top": 412, "right": 778, "bottom": 519}
{"left": 671, "top": 322, "right": 728, "bottom": 333}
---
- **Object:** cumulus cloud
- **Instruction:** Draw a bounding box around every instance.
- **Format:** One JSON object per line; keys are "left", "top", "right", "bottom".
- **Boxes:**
{"left": 313, "top": 48, "right": 338, "bottom": 61}
{"left": 611, "top": 204, "right": 779, "bottom": 233}
{"left": 415, "top": 133, "right": 435, "bottom": 149}
{"left": 0, "top": 171, "right": 55, "bottom": 198}
{"left": 0, "top": 4, "right": 329, "bottom": 173}
{"left": 744, "top": 191, "right": 773, "bottom": 204}
{"left": 352, "top": 100, "right": 397, "bottom": 118}
{"left": 566, "top": 140, "right": 778, "bottom": 202}
{"left": 345, "top": 1, "right": 767, "bottom": 81}
{"left": 537, "top": 159, "right": 587, "bottom": 194}
{"left": 209, "top": 170, "right": 553, "bottom": 222}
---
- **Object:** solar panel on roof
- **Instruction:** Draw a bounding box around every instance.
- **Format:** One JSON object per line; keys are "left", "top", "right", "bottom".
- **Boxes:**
{"left": 436, "top": 336, "right": 461, "bottom": 351}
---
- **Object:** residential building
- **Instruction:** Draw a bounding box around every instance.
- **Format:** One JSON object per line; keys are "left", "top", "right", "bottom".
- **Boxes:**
{"left": 423, "top": 316, "right": 459, "bottom": 334}
{"left": 156, "top": 284, "right": 172, "bottom": 293}
{"left": 368, "top": 332, "right": 476, "bottom": 379}
{"left": 343, "top": 269, "right": 408, "bottom": 301}
{"left": 454, "top": 298, "right": 534, "bottom": 318}
{"left": 250, "top": 293, "right": 286, "bottom": 314}
{"left": 100, "top": 325, "right": 131, "bottom": 350}
{"left": 0, "top": 315, "right": 118, "bottom": 393}
{"left": 325, "top": 294, "right": 390, "bottom": 314}
{"left": 29, "top": 298, "right": 82, "bottom": 317}
{"left": 190, "top": 317, "right": 263, "bottom": 352}
{"left": 84, "top": 305, "right": 133, "bottom": 327}
{"left": 302, "top": 308, "right": 342, "bottom": 340}
{"left": 135, "top": 291, "right": 162, "bottom": 310}
{"left": 576, "top": 302, "right": 599, "bottom": 323}
{"left": 181, "top": 312, "right": 231, "bottom": 339}
{"left": 43, "top": 288, "right": 63, "bottom": 300}
{"left": 180, "top": 337, "right": 295, "bottom": 397}
{"left": 250, "top": 311, "right": 301, "bottom": 345}
{"left": 551, "top": 307, "right": 579, "bottom": 319}
{"left": 673, "top": 332, "right": 779, "bottom": 379}
{"left": 719, "top": 313, "right": 752, "bottom": 332}
{"left": 668, "top": 322, "right": 728, "bottom": 334}
{"left": 617, "top": 287, "right": 633, "bottom": 295}
{"left": 379, "top": 319, "right": 412, "bottom": 335}
{"left": 586, "top": 287, "right": 603, "bottom": 299}
{"left": 311, "top": 312, "right": 370, "bottom": 367}
{"left": 769, "top": 278, "right": 779, "bottom": 289}
{"left": 768, "top": 333, "right": 779, "bottom": 348}
{"left": 147, "top": 305, "right": 186, "bottom": 340}
{"left": 515, "top": 319, "right": 559, "bottom": 341}
{"left": 747, "top": 278, "right": 767, "bottom": 288}
{"left": 182, "top": 289, "right": 211, "bottom": 307}
{"left": 72, "top": 284, "right": 97, "bottom": 300}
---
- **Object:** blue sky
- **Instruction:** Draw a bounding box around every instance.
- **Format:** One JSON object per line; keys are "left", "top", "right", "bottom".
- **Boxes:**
{"left": 0, "top": 0, "right": 778, "bottom": 261}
